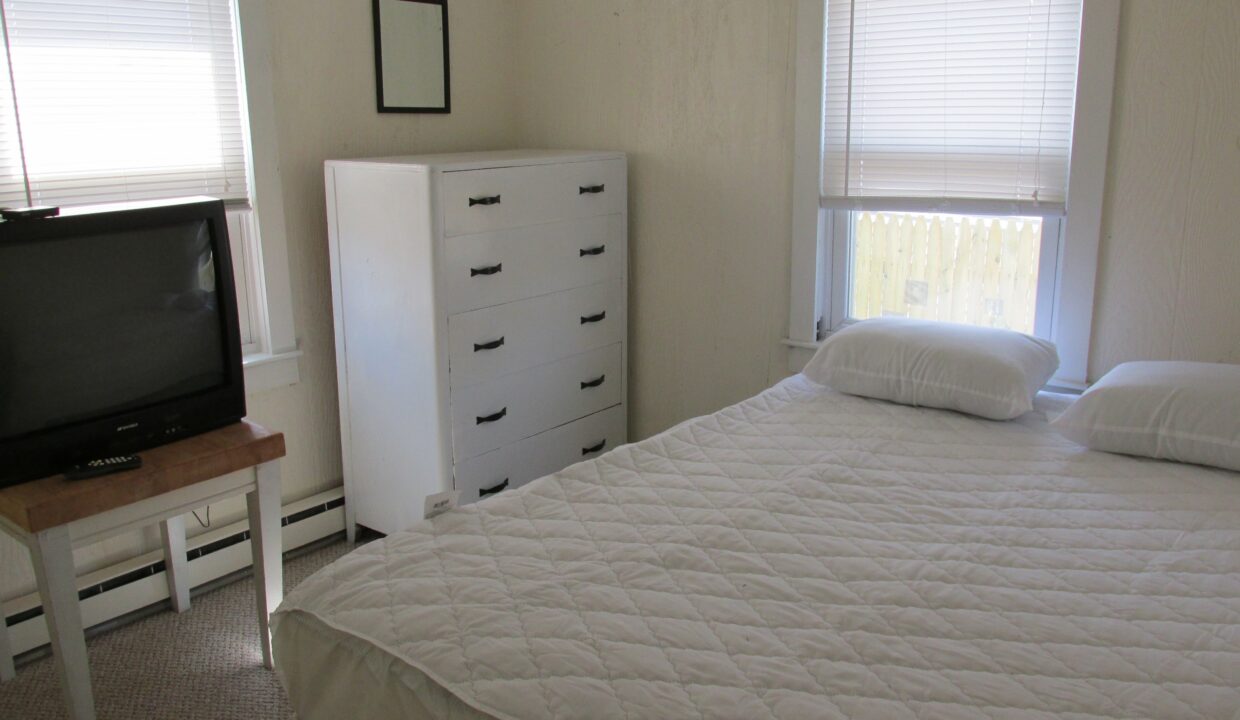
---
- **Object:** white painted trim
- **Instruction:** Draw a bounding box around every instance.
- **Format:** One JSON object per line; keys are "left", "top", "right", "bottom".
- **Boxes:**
{"left": 823, "top": 210, "right": 1062, "bottom": 341}
{"left": 826, "top": 210, "right": 850, "bottom": 330}
{"left": 243, "top": 349, "right": 303, "bottom": 394}
{"left": 1034, "top": 217, "right": 1064, "bottom": 341}
{"left": 1044, "top": 377, "right": 1088, "bottom": 393}
{"left": 782, "top": 337, "right": 821, "bottom": 351}
{"left": 822, "top": 196, "right": 1067, "bottom": 218}
{"left": 1051, "top": 0, "right": 1120, "bottom": 387}
{"left": 788, "top": 0, "right": 828, "bottom": 344}
{"left": 234, "top": 0, "right": 299, "bottom": 361}
{"left": 224, "top": 208, "right": 261, "bottom": 347}
{"left": 2, "top": 487, "right": 344, "bottom": 660}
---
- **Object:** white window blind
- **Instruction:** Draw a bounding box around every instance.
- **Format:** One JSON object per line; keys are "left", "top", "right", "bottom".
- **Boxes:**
{"left": 0, "top": 0, "right": 250, "bottom": 208}
{"left": 823, "top": 0, "right": 1081, "bottom": 213}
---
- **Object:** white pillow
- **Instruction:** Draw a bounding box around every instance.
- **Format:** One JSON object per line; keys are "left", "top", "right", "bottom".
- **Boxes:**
{"left": 802, "top": 317, "right": 1059, "bottom": 420}
{"left": 1051, "top": 361, "right": 1240, "bottom": 472}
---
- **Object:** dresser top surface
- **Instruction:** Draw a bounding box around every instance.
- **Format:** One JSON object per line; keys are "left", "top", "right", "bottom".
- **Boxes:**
{"left": 325, "top": 149, "right": 624, "bottom": 172}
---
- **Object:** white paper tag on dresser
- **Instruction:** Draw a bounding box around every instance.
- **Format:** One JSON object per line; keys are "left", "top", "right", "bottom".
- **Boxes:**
{"left": 424, "top": 491, "right": 460, "bottom": 519}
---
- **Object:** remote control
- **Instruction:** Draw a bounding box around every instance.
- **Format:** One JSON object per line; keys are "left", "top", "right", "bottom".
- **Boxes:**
{"left": 1, "top": 205, "right": 59, "bottom": 221}
{"left": 64, "top": 454, "right": 143, "bottom": 481}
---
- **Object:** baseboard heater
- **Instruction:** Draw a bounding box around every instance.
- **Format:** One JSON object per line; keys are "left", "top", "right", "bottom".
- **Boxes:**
{"left": 3, "top": 487, "right": 346, "bottom": 659}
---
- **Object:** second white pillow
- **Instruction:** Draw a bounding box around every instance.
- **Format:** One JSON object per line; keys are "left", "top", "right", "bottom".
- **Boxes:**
{"left": 1050, "top": 361, "right": 1240, "bottom": 472}
{"left": 803, "top": 317, "right": 1059, "bottom": 420}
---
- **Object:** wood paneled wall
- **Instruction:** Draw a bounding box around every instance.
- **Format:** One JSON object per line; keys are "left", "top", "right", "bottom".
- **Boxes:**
{"left": 1090, "top": 0, "right": 1240, "bottom": 377}
{"left": 513, "top": 0, "right": 798, "bottom": 439}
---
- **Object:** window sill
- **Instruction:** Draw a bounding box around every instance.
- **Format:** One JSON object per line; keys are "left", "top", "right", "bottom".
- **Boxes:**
{"left": 782, "top": 337, "right": 819, "bottom": 375}
{"left": 243, "top": 348, "right": 302, "bottom": 395}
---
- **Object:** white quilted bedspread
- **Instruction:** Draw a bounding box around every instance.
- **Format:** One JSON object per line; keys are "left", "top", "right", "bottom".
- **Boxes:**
{"left": 277, "top": 376, "right": 1240, "bottom": 720}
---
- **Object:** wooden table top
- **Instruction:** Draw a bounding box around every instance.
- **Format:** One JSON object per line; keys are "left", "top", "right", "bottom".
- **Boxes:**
{"left": 0, "top": 421, "right": 285, "bottom": 534}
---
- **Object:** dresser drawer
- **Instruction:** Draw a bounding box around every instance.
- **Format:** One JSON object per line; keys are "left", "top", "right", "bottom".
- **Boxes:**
{"left": 454, "top": 404, "right": 626, "bottom": 504}
{"left": 441, "top": 159, "right": 624, "bottom": 237}
{"left": 448, "top": 279, "right": 624, "bottom": 389}
{"left": 443, "top": 215, "right": 624, "bottom": 315}
{"left": 451, "top": 343, "right": 623, "bottom": 461}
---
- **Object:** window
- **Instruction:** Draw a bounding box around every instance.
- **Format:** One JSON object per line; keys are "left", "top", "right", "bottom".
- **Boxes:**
{"left": 789, "top": 0, "right": 1119, "bottom": 388}
{"left": 844, "top": 211, "right": 1058, "bottom": 336}
{"left": 0, "top": 0, "right": 250, "bottom": 207}
{"left": 0, "top": 0, "right": 299, "bottom": 387}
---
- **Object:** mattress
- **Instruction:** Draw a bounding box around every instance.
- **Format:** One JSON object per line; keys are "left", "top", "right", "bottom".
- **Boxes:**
{"left": 274, "top": 375, "right": 1240, "bottom": 720}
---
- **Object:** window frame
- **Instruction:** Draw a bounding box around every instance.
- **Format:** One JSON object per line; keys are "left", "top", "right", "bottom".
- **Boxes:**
{"left": 0, "top": 0, "right": 254, "bottom": 208}
{"left": 822, "top": 209, "right": 1063, "bottom": 342}
{"left": 0, "top": 0, "right": 299, "bottom": 392}
{"left": 224, "top": 208, "right": 262, "bottom": 353}
{"left": 232, "top": 0, "right": 301, "bottom": 393}
{"left": 787, "top": 0, "right": 1120, "bottom": 390}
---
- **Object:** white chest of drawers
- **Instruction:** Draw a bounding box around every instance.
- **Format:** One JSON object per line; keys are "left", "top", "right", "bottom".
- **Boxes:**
{"left": 325, "top": 150, "right": 628, "bottom": 536}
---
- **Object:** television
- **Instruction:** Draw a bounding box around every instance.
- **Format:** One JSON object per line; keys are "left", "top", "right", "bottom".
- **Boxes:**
{"left": 0, "top": 197, "right": 246, "bottom": 488}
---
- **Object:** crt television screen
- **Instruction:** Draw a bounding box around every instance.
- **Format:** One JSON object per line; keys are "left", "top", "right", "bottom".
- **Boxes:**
{"left": 0, "top": 219, "right": 227, "bottom": 441}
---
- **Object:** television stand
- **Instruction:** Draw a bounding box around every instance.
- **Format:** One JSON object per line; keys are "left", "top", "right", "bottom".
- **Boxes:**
{"left": 0, "top": 420, "right": 286, "bottom": 720}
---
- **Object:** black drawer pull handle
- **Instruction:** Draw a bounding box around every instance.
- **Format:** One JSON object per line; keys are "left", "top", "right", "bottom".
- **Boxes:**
{"left": 476, "top": 407, "right": 507, "bottom": 425}
{"left": 580, "top": 374, "right": 606, "bottom": 389}
{"left": 473, "top": 337, "right": 505, "bottom": 352}
{"left": 468, "top": 195, "right": 501, "bottom": 207}
{"left": 579, "top": 184, "right": 605, "bottom": 195}
{"left": 579, "top": 245, "right": 606, "bottom": 257}
{"left": 470, "top": 263, "right": 502, "bottom": 277}
{"left": 582, "top": 440, "right": 607, "bottom": 455}
{"left": 479, "top": 478, "right": 509, "bottom": 497}
{"left": 580, "top": 311, "right": 606, "bottom": 324}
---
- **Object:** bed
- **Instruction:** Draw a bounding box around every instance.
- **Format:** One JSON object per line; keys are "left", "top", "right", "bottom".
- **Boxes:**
{"left": 273, "top": 375, "right": 1240, "bottom": 720}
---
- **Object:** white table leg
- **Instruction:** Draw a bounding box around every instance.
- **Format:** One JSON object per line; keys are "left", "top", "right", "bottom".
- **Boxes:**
{"left": 246, "top": 460, "right": 283, "bottom": 670}
{"left": 0, "top": 603, "right": 14, "bottom": 681}
{"left": 30, "top": 526, "right": 95, "bottom": 720}
{"left": 159, "top": 515, "right": 191, "bottom": 613}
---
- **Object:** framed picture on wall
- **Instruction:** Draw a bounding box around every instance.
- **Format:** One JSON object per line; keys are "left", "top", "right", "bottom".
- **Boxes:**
{"left": 372, "top": 0, "right": 451, "bottom": 113}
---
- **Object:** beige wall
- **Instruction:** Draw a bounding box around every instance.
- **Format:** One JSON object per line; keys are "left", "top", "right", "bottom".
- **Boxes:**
{"left": 1089, "top": 0, "right": 1240, "bottom": 378}
{"left": 1, "top": 0, "right": 518, "bottom": 600}
{"left": 514, "top": 0, "right": 798, "bottom": 438}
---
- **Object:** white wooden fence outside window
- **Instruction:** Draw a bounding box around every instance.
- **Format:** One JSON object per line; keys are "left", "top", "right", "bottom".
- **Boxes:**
{"left": 848, "top": 211, "right": 1044, "bottom": 334}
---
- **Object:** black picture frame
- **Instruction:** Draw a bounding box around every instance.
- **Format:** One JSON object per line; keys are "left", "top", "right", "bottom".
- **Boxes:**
{"left": 372, "top": 0, "right": 451, "bottom": 114}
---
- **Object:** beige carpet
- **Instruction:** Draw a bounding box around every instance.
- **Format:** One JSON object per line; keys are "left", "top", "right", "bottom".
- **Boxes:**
{"left": 0, "top": 538, "right": 354, "bottom": 720}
